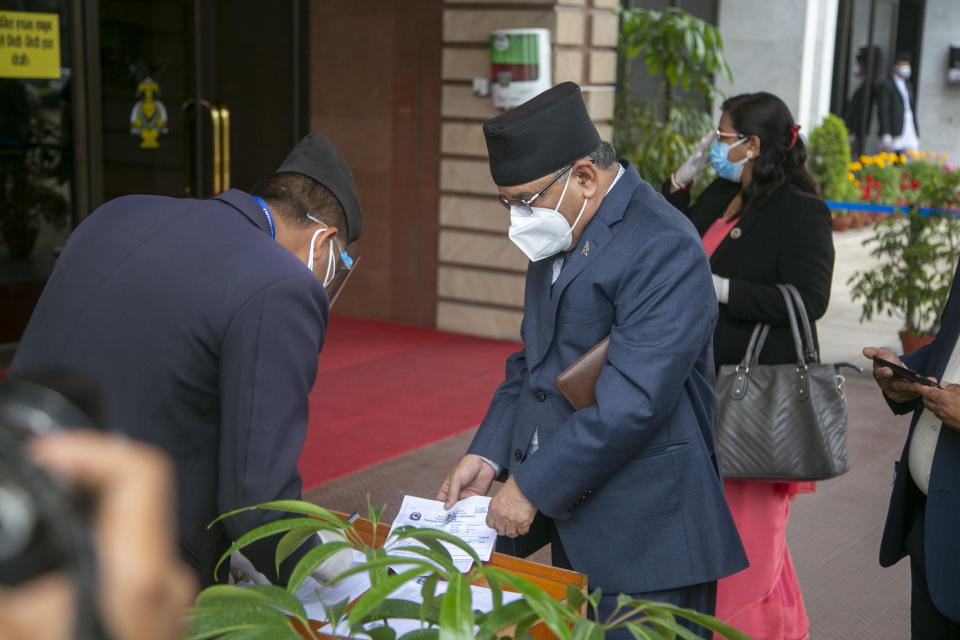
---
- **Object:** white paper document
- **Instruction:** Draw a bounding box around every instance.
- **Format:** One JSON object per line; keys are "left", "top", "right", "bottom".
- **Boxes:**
{"left": 296, "top": 550, "right": 373, "bottom": 620}
{"left": 383, "top": 495, "right": 497, "bottom": 574}
{"left": 236, "top": 550, "right": 373, "bottom": 621}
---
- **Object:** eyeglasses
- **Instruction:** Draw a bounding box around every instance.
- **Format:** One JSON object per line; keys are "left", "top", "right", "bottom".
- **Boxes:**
{"left": 496, "top": 164, "right": 574, "bottom": 212}
{"left": 715, "top": 128, "right": 747, "bottom": 141}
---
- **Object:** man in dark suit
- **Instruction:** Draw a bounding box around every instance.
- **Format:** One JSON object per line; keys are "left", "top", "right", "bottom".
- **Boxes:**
{"left": 877, "top": 51, "right": 920, "bottom": 154}
{"left": 865, "top": 263, "right": 960, "bottom": 636}
{"left": 10, "top": 134, "right": 362, "bottom": 587}
{"left": 843, "top": 45, "right": 884, "bottom": 155}
{"left": 436, "top": 82, "right": 746, "bottom": 638}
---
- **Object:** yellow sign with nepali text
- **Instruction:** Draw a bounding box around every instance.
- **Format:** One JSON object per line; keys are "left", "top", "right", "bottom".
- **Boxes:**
{"left": 0, "top": 11, "right": 61, "bottom": 79}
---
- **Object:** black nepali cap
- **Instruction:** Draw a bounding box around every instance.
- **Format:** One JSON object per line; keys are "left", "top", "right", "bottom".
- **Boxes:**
{"left": 276, "top": 134, "right": 363, "bottom": 244}
{"left": 483, "top": 82, "right": 601, "bottom": 187}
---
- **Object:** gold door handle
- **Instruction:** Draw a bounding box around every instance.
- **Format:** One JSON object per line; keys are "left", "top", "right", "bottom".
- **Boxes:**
{"left": 216, "top": 102, "right": 230, "bottom": 193}
{"left": 181, "top": 99, "right": 230, "bottom": 196}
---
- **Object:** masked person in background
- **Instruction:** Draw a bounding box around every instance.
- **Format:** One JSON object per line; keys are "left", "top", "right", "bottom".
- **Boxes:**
{"left": 437, "top": 82, "right": 746, "bottom": 640}
{"left": 877, "top": 51, "right": 920, "bottom": 154}
{"left": 665, "top": 92, "right": 835, "bottom": 640}
{"left": 10, "top": 134, "right": 361, "bottom": 588}
{"left": 842, "top": 45, "right": 884, "bottom": 155}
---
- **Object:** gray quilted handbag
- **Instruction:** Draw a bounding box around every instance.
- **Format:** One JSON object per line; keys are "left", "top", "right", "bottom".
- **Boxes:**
{"left": 715, "top": 284, "right": 856, "bottom": 481}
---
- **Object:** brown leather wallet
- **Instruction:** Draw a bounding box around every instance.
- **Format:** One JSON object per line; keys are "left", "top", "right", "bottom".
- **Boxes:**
{"left": 554, "top": 336, "right": 610, "bottom": 410}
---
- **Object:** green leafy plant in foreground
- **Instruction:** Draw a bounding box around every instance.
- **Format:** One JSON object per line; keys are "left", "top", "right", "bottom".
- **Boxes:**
{"left": 185, "top": 499, "right": 750, "bottom": 640}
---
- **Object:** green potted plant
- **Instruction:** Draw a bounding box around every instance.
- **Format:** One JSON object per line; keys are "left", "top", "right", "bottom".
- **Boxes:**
{"left": 186, "top": 499, "right": 750, "bottom": 640}
{"left": 807, "top": 114, "right": 859, "bottom": 230}
{"left": 848, "top": 157, "right": 960, "bottom": 353}
{"left": 614, "top": 7, "right": 731, "bottom": 194}
{"left": 0, "top": 79, "right": 70, "bottom": 261}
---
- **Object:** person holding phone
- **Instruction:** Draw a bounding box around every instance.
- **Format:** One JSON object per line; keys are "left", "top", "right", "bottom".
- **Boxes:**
{"left": 864, "top": 263, "right": 960, "bottom": 636}
{"left": 663, "top": 92, "right": 835, "bottom": 640}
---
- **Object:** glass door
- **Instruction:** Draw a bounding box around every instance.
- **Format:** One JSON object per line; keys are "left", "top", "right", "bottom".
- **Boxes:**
{"left": 0, "top": 0, "right": 307, "bottom": 359}
{"left": 0, "top": 1, "right": 75, "bottom": 356}
{"left": 97, "top": 0, "right": 307, "bottom": 202}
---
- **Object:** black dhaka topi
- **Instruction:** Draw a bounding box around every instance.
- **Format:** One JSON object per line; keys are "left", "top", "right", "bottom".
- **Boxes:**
{"left": 276, "top": 133, "right": 363, "bottom": 244}
{"left": 483, "top": 82, "right": 601, "bottom": 187}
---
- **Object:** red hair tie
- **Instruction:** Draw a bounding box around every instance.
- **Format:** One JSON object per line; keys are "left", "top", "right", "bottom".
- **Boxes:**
{"left": 787, "top": 124, "right": 801, "bottom": 151}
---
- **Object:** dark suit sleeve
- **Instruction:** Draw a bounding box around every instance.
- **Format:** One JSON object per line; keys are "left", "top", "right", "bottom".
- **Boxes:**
{"left": 512, "top": 231, "right": 717, "bottom": 519}
{"left": 877, "top": 81, "right": 893, "bottom": 137}
{"left": 468, "top": 316, "right": 528, "bottom": 475}
{"left": 217, "top": 272, "right": 328, "bottom": 582}
{"left": 661, "top": 180, "right": 692, "bottom": 211}
{"left": 726, "top": 194, "right": 834, "bottom": 326}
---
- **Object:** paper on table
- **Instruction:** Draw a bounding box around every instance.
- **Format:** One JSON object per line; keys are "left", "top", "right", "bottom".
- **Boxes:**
{"left": 318, "top": 576, "right": 523, "bottom": 639}
{"left": 383, "top": 495, "right": 497, "bottom": 574}
{"left": 296, "top": 550, "right": 373, "bottom": 620}
{"left": 235, "top": 550, "right": 372, "bottom": 622}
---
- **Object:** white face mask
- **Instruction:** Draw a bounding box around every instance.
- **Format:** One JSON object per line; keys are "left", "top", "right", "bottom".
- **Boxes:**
{"left": 507, "top": 171, "right": 587, "bottom": 262}
{"left": 896, "top": 65, "right": 911, "bottom": 80}
{"left": 307, "top": 226, "right": 337, "bottom": 288}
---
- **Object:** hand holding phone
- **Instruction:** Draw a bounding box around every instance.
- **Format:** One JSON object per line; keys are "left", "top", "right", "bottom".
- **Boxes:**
{"left": 871, "top": 355, "right": 941, "bottom": 389}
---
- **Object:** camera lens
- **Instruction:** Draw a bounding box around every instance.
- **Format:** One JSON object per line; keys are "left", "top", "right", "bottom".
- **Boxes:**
{"left": 0, "top": 484, "right": 37, "bottom": 561}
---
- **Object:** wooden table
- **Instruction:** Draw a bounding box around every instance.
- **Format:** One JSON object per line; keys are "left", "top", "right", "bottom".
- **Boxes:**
{"left": 292, "top": 511, "right": 587, "bottom": 639}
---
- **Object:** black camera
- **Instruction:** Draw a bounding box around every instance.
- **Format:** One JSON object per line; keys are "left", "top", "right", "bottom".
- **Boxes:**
{"left": 0, "top": 374, "right": 111, "bottom": 639}
{"left": 0, "top": 377, "right": 98, "bottom": 586}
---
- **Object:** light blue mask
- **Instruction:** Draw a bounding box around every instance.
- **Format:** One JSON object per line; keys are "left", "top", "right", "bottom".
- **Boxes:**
{"left": 709, "top": 137, "right": 750, "bottom": 183}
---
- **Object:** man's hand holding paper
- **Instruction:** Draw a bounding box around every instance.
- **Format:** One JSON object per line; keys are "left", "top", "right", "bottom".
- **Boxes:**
{"left": 436, "top": 453, "right": 496, "bottom": 509}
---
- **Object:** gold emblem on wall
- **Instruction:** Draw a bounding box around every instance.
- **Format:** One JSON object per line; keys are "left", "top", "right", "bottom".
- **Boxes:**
{"left": 129, "top": 76, "right": 168, "bottom": 148}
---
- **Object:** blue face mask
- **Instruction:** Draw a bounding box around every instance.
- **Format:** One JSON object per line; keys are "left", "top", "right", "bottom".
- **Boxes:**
{"left": 709, "top": 137, "right": 750, "bottom": 183}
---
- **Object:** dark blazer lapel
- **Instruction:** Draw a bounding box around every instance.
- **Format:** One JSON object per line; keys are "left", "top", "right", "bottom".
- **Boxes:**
{"left": 524, "top": 257, "right": 553, "bottom": 368}
{"left": 533, "top": 162, "right": 637, "bottom": 365}
{"left": 931, "top": 266, "right": 960, "bottom": 378}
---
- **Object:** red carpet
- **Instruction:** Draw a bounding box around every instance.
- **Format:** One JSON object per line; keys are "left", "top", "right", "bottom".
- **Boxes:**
{"left": 299, "top": 315, "right": 521, "bottom": 488}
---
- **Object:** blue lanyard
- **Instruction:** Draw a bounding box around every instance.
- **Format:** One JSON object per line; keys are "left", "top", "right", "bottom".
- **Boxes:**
{"left": 250, "top": 195, "right": 276, "bottom": 239}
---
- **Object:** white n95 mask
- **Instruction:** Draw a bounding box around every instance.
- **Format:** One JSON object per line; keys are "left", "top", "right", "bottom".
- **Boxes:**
{"left": 508, "top": 171, "right": 587, "bottom": 262}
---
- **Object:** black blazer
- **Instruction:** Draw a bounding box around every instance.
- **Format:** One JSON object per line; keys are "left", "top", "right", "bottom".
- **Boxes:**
{"left": 877, "top": 76, "right": 919, "bottom": 138}
{"left": 843, "top": 81, "right": 879, "bottom": 137}
{"left": 880, "top": 263, "right": 960, "bottom": 621}
{"left": 664, "top": 178, "right": 835, "bottom": 369}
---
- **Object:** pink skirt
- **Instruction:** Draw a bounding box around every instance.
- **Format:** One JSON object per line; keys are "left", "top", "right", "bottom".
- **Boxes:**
{"left": 714, "top": 479, "right": 813, "bottom": 640}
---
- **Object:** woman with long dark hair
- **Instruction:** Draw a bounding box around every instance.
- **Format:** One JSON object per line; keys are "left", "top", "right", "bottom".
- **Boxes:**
{"left": 664, "top": 92, "right": 835, "bottom": 640}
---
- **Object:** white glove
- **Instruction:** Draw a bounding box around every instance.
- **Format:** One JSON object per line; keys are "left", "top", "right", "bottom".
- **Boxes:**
{"left": 712, "top": 274, "right": 730, "bottom": 304}
{"left": 673, "top": 130, "right": 717, "bottom": 189}
{"left": 311, "top": 529, "right": 354, "bottom": 583}
{"left": 881, "top": 134, "right": 893, "bottom": 151}
{"left": 229, "top": 551, "right": 270, "bottom": 585}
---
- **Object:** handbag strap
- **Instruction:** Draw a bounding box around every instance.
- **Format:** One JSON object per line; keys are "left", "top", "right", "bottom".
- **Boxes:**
{"left": 741, "top": 324, "right": 770, "bottom": 366}
{"left": 775, "top": 284, "right": 807, "bottom": 366}
{"left": 736, "top": 285, "right": 817, "bottom": 368}
{"left": 782, "top": 283, "right": 820, "bottom": 363}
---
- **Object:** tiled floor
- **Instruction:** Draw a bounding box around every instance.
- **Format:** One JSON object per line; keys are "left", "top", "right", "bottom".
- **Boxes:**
{"left": 304, "top": 226, "right": 918, "bottom": 638}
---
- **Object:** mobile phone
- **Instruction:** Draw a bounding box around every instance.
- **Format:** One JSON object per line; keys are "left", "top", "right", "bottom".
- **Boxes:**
{"left": 871, "top": 355, "right": 941, "bottom": 388}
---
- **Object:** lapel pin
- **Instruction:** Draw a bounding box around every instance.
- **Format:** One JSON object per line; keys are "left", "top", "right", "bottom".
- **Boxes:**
{"left": 730, "top": 227, "right": 742, "bottom": 239}
{"left": 581, "top": 241, "right": 590, "bottom": 256}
